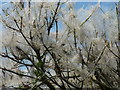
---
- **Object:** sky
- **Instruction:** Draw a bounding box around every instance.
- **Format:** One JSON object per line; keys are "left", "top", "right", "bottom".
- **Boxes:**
{"left": 1, "top": 1, "right": 116, "bottom": 33}
{"left": 51, "top": 2, "right": 116, "bottom": 32}
{"left": 0, "top": 1, "right": 117, "bottom": 70}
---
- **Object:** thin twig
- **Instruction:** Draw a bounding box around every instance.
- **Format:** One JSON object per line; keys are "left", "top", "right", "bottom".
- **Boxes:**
{"left": 0, "top": 67, "right": 35, "bottom": 79}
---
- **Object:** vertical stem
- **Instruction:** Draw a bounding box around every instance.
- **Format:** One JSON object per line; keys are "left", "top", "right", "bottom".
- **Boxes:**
{"left": 74, "top": 29, "right": 77, "bottom": 51}
{"left": 55, "top": 20, "right": 58, "bottom": 42}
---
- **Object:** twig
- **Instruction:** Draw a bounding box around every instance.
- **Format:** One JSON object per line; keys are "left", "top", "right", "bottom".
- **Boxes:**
{"left": 107, "top": 46, "right": 120, "bottom": 59}
{"left": 47, "top": 1, "right": 60, "bottom": 35}
{"left": 55, "top": 19, "right": 58, "bottom": 42}
{"left": 0, "top": 67, "right": 35, "bottom": 79}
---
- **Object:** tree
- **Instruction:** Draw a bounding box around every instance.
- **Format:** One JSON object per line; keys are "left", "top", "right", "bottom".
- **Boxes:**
{"left": 0, "top": 1, "right": 120, "bottom": 89}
